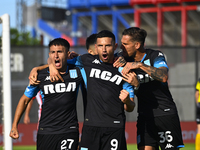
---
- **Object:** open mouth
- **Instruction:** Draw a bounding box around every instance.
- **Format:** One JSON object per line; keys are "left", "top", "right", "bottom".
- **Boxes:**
{"left": 102, "top": 53, "right": 108, "bottom": 60}
{"left": 55, "top": 60, "right": 60, "bottom": 67}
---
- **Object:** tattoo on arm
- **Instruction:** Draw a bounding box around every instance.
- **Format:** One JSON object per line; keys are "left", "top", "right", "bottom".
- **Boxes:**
{"left": 143, "top": 64, "right": 168, "bottom": 82}
{"left": 119, "top": 57, "right": 126, "bottom": 64}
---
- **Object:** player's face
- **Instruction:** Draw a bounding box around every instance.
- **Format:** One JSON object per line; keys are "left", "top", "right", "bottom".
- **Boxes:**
{"left": 49, "top": 45, "right": 69, "bottom": 72}
{"left": 96, "top": 37, "right": 117, "bottom": 63}
{"left": 88, "top": 45, "right": 98, "bottom": 55}
{"left": 121, "top": 35, "right": 137, "bottom": 58}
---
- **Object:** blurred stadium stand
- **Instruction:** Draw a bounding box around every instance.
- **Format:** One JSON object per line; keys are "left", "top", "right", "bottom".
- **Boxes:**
{"left": 18, "top": 0, "right": 200, "bottom": 46}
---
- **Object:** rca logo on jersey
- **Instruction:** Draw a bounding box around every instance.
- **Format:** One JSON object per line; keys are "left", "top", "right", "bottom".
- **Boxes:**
{"left": 44, "top": 82, "right": 76, "bottom": 94}
{"left": 89, "top": 68, "right": 122, "bottom": 85}
{"left": 138, "top": 73, "right": 154, "bottom": 83}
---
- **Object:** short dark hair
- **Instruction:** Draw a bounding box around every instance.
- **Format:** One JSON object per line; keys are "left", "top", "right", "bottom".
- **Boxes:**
{"left": 86, "top": 34, "right": 97, "bottom": 50}
{"left": 96, "top": 30, "right": 116, "bottom": 43}
{"left": 48, "top": 38, "right": 70, "bottom": 51}
{"left": 122, "top": 27, "right": 147, "bottom": 46}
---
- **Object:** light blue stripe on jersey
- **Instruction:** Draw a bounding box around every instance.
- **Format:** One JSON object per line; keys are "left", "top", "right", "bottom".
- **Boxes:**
{"left": 153, "top": 56, "right": 168, "bottom": 69}
{"left": 118, "top": 67, "right": 134, "bottom": 98}
{"left": 67, "top": 56, "right": 84, "bottom": 68}
{"left": 24, "top": 85, "right": 40, "bottom": 98}
{"left": 80, "top": 68, "right": 87, "bottom": 89}
{"left": 177, "top": 145, "right": 185, "bottom": 148}
{"left": 67, "top": 56, "right": 87, "bottom": 88}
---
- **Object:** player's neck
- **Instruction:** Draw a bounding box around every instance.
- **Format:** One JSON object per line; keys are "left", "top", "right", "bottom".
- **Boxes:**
{"left": 58, "top": 66, "right": 67, "bottom": 74}
{"left": 134, "top": 48, "right": 146, "bottom": 62}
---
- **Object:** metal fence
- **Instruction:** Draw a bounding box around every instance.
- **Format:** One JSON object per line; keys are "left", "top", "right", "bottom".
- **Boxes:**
{"left": 0, "top": 46, "right": 199, "bottom": 123}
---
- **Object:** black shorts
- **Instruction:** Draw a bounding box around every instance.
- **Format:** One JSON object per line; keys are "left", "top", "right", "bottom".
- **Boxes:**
{"left": 196, "top": 103, "right": 200, "bottom": 124}
{"left": 79, "top": 125, "right": 127, "bottom": 150}
{"left": 37, "top": 132, "right": 79, "bottom": 150}
{"left": 137, "top": 114, "right": 184, "bottom": 150}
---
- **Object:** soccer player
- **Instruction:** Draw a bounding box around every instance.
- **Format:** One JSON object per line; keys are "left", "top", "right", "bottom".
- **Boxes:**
{"left": 86, "top": 33, "right": 98, "bottom": 55}
{"left": 114, "top": 27, "right": 184, "bottom": 150}
{"left": 45, "top": 30, "right": 135, "bottom": 150}
{"left": 9, "top": 38, "right": 83, "bottom": 150}
{"left": 195, "top": 78, "right": 200, "bottom": 150}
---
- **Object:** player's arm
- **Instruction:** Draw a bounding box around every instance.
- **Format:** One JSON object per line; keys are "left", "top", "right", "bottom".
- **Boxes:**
{"left": 195, "top": 90, "right": 199, "bottom": 104}
{"left": 10, "top": 83, "right": 39, "bottom": 139}
{"left": 122, "top": 71, "right": 140, "bottom": 93}
{"left": 29, "top": 64, "right": 48, "bottom": 85}
{"left": 10, "top": 94, "right": 32, "bottom": 139}
{"left": 122, "top": 57, "right": 168, "bottom": 83}
{"left": 113, "top": 56, "right": 127, "bottom": 68}
{"left": 23, "top": 99, "right": 34, "bottom": 124}
{"left": 119, "top": 90, "right": 135, "bottom": 112}
{"left": 121, "top": 79, "right": 135, "bottom": 112}
{"left": 48, "top": 56, "right": 84, "bottom": 82}
{"left": 195, "top": 81, "right": 200, "bottom": 104}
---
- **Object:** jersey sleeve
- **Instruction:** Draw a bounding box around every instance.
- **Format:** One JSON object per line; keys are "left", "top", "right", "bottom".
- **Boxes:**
{"left": 67, "top": 56, "right": 84, "bottom": 68}
{"left": 24, "top": 84, "right": 40, "bottom": 98}
{"left": 122, "top": 82, "right": 135, "bottom": 98}
{"left": 153, "top": 55, "right": 169, "bottom": 69}
{"left": 118, "top": 67, "right": 134, "bottom": 98}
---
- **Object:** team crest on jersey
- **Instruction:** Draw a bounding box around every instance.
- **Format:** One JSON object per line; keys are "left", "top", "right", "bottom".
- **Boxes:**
{"left": 69, "top": 69, "right": 78, "bottom": 78}
{"left": 144, "top": 59, "right": 150, "bottom": 66}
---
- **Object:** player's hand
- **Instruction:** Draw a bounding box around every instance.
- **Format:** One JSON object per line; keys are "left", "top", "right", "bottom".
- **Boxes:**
{"left": 68, "top": 51, "right": 79, "bottom": 59}
{"left": 23, "top": 115, "right": 30, "bottom": 124}
{"left": 121, "top": 62, "right": 141, "bottom": 75}
{"left": 9, "top": 127, "right": 19, "bottom": 139}
{"left": 119, "top": 89, "right": 130, "bottom": 104}
{"left": 122, "top": 72, "right": 139, "bottom": 87}
{"left": 29, "top": 67, "right": 40, "bottom": 85}
{"left": 49, "top": 64, "right": 64, "bottom": 82}
{"left": 113, "top": 56, "right": 127, "bottom": 68}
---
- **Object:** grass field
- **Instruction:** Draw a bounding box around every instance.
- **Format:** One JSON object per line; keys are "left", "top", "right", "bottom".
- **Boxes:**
{"left": 0, "top": 143, "right": 195, "bottom": 150}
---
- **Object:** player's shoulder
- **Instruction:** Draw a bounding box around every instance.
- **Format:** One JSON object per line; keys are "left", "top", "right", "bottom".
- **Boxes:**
{"left": 37, "top": 67, "right": 49, "bottom": 75}
{"left": 81, "top": 53, "right": 98, "bottom": 60}
{"left": 146, "top": 48, "right": 164, "bottom": 56}
{"left": 68, "top": 64, "right": 81, "bottom": 72}
{"left": 37, "top": 68, "right": 49, "bottom": 81}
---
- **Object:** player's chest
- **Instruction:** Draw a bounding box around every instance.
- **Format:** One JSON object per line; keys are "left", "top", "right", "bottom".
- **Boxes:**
{"left": 39, "top": 75, "right": 81, "bottom": 95}
{"left": 84, "top": 65, "right": 123, "bottom": 86}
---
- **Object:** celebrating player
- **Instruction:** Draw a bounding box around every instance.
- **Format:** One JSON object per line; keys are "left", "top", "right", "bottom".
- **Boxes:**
{"left": 10, "top": 38, "right": 83, "bottom": 150}
{"left": 114, "top": 27, "right": 184, "bottom": 150}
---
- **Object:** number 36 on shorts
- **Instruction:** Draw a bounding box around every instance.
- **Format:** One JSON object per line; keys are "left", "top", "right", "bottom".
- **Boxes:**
{"left": 158, "top": 131, "right": 173, "bottom": 143}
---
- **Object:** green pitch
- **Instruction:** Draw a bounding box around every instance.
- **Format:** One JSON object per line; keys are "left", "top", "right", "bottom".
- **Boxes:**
{"left": 0, "top": 143, "right": 195, "bottom": 150}
{"left": 127, "top": 143, "right": 195, "bottom": 150}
